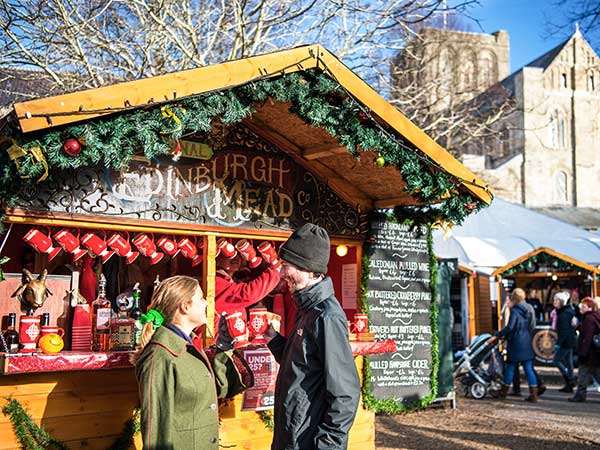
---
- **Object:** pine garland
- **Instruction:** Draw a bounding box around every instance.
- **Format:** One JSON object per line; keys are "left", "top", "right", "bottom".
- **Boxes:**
{"left": 0, "top": 70, "right": 485, "bottom": 229}
{"left": 360, "top": 214, "right": 440, "bottom": 414}
{"left": 258, "top": 410, "right": 274, "bottom": 430}
{"left": 503, "top": 252, "right": 576, "bottom": 276}
{"left": 2, "top": 399, "right": 139, "bottom": 450}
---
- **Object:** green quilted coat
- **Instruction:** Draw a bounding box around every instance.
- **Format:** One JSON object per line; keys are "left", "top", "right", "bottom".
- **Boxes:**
{"left": 135, "top": 326, "right": 249, "bottom": 450}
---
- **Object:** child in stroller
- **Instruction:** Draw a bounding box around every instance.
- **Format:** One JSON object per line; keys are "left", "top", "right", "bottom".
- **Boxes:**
{"left": 454, "top": 333, "right": 504, "bottom": 399}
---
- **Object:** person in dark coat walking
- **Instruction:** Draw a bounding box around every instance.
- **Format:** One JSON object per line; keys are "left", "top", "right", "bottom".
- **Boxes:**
{"left": 266, "top": 223, "right": 360, "bottom": 450}
{"left": 552, "top": 291, "right": 577, "bottom": 392}
{"left": 488, "top": 288, "right": 539, "bottom": 402}
{"left": 569, "top": 297, "right": 600, "bottom": 402}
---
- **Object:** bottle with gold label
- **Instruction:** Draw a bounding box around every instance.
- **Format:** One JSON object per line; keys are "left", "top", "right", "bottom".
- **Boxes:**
{"left": 92, "top": 274, "right": 112, "bottom": 352}
{"left": 111, "top": 289, "right": 135, "bottom": 351}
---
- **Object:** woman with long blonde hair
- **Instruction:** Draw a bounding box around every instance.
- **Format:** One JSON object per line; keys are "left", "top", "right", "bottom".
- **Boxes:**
{"left": 135, "top": 275, "right": 252, "bottom": 450}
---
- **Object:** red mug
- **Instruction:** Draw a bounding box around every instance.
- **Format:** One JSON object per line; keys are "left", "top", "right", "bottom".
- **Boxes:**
{"left": 257, "top": 241, "right": 281, "bottom": 269}
{"left": 217, "top": 238, "right": 237, "bottom": 259}
{"left": 223, "top": 311, "right": 249, "bottom": 348}
{"left": 235, "top": 239, "right": 262, "bottom": 269}
{"left": 157, "top": 236, "right": 180, "bottom": 256}
{"left": 23, "top": 229, "right": 61, "bottom": 261}
{"left": 107, "top": 232, "right": 139, "bottom": 264}
{"left": 81, "top": 232, "right": 115, "bottom": 263}
{"left": 19, "top": 315, "right": 41, "bottom": 351}
{"left": 133, "top": 233, "right": 164, "bottom": 265}
{"left": 178, "top": 238, "right": 202, "bottom": 266}
{"left": 248, "top": 307, "right": 268, "bottom": 343}
{"left": 53, "top": 229, "right": 87, "bottom": 262}
{"left": 353, "top": 313, "right": 368, "bottom": 334}
{"left": 41, "top": 325, "right": 65, "bottom": 337}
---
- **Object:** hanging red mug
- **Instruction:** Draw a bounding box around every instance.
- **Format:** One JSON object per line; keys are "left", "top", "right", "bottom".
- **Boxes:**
{"left": 23, "top": 228, "right": 61, "bottom": 261}
{"left": 53, "top": 228, "right": 87, "bottom": 262}
{"left": 107, "top": 231, "right": 139, "bottom": 265}
{"left": 81, "top": 231, "right": 115, "bottom": 263}
{"left": 132, "top": 233, "right": 164, "bottom": 265}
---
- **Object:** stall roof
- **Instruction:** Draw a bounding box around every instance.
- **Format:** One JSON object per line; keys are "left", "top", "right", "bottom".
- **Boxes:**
{"left": 434, "top": 198, "right": 600, "bottom": 269}
{"left": 5, "top": 44, "right": 491, "bottom": 211}
{"left": 491, "top": 247, "right": 599, "bottom": 277}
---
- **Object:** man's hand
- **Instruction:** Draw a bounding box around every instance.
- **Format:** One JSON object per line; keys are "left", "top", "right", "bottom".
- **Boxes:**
{"left": 216, "top": 314, "right": 234, "bottom": 351}
{"left": 264, "top": 323, "right": 278, "bottom": 343}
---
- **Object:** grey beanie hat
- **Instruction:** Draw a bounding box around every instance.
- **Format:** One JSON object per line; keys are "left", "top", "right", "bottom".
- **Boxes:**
{"left": 279, "top": 223, "right": 330, "bottom": 274}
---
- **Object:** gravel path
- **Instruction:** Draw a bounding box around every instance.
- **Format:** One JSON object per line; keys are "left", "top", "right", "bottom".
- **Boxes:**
{"left": 376, "top": 387, "right": 600, "bottom": 450}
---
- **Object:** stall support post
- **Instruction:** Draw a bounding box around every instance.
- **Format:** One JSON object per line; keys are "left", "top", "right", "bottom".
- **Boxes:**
{"left": 204, "top": 234, "right": 217, "bottom": 340}
{"left": 356, "top": 244, "right": 363, "bottom": 311}
{"left": 496, "top": 275, "right": 503, "bottom": 332}
{"left": 593, "top": 270, "right": 598, "bottom": 298}
{"left": 467, "top": 274, "right": 476, "bottom": 344}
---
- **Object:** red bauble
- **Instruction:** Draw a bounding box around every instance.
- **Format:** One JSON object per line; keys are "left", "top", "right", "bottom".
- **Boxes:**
{"left": 63, "top": 138, "right": 82, "bottom": 156}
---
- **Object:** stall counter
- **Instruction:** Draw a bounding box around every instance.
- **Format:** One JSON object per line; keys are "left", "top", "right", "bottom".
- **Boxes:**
{"left": 0, "top": 341, "right": 395, "bottom": 450}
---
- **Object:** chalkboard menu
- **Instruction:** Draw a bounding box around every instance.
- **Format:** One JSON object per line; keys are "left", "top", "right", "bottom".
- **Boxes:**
{"left": 366, "top": 219, "right": 433, "bottom": 403}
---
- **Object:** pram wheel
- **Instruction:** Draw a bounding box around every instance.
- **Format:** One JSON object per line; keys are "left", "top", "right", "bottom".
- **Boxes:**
{"left": 469, "top": 382, "right": 487, "bottom": 399}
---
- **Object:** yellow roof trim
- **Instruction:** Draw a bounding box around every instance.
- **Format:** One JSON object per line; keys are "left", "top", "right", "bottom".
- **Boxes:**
{"left": 11, "top": 44, "right": 491, "bottom": 204}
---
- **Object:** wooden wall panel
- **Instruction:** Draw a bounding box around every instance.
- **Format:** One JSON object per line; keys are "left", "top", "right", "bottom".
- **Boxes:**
{"left": 474, "top": 275, "right": 493, "bottom": 335}
{"left": 1, "top": 357, "right": 375, "bottom": 450}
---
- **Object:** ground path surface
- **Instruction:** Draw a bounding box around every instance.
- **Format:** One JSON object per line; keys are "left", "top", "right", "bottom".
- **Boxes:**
{"left": 376, "top": 385, "right": 600, "bottom": 450}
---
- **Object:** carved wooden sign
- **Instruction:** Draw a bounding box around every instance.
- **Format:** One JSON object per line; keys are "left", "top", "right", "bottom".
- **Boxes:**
{"left": 14, "top": 127, "right": 362, "bottom": 236}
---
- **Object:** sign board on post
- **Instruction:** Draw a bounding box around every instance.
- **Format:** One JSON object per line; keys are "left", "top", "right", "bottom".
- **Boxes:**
{"left": 241, "top": 347, "right": 279, "bottom": 411}
{"left": 366, "top": 219, "right": 433, "bottom": 404}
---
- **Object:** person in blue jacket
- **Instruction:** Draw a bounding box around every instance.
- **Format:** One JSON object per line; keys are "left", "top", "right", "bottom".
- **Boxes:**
{"left": 488, "top": 288, "right": 539, "bottom": 402}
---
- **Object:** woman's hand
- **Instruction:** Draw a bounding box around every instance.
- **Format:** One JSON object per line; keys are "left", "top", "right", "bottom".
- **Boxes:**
{"left": 486, "top": 336, "right": 498, "bottom": 345}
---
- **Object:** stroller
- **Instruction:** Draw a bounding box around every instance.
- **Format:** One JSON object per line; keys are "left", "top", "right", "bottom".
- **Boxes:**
{"left": 454, "top": 333, "right": 504, "bottom": 399}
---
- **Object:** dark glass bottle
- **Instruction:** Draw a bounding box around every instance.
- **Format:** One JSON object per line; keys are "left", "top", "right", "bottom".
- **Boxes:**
{"left": 41, "top": 313, "right": 50, "bottom": 327}
{"left": 130, "top": 284, "right": 143, "bottom": 346}
{"left": 4, "top": 313, "right": 20, "bottom": 353}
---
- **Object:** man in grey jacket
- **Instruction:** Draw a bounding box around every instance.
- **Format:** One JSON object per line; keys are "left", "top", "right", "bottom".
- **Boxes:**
{"left": 266, "top": 223, "right": 360, "bottom": 450}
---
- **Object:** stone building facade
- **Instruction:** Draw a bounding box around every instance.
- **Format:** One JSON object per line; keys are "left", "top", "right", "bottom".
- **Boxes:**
{"left": 394, "top": 27, "right": 600, "bottom": 209}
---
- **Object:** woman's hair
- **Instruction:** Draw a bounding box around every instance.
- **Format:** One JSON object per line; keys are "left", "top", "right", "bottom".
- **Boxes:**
{"left": 553, "top": 291, "right": 570, "bottom": 306}
{"left": 133, "top": 276, "right": 201, "bottom": 361}
{"left": 510, "top": 288, "right": 526, "bottom": 304}
{"left": 580, "top": 297, "right": 598, "bottom": 312}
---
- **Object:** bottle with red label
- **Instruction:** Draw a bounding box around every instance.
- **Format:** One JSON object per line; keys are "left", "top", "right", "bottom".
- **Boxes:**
{"left": 92, "top": 274, "right": 112, "bottom": 352}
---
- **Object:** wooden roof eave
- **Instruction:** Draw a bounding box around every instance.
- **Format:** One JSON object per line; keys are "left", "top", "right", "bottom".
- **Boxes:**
{"left": 492, "top": 247, "right": 600, "bottom": 277}
{"left": 11, "top": 44, "right": 492, "bottom": 205}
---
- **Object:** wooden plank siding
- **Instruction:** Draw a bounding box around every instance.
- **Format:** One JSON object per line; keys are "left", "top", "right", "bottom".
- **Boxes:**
{"left": 474, "top": 274, "right": 493, "bottom": 335}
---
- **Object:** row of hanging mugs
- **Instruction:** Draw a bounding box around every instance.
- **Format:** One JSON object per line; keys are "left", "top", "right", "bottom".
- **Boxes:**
{"left": 23, "top": 228, "right": 281, "bottom": 268}
{"left": 23, "top": 228, "right": 202, "bottom": 266}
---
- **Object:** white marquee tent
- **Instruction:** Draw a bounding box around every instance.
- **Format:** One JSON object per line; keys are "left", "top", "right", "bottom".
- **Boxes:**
{"left": 433, "top": 198, "right": 600, "bottom": 274}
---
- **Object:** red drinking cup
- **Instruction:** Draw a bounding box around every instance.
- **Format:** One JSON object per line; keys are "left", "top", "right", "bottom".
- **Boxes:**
{"left": 235, "top": 239, "right": 262, "bottom": 269}
{"left": 41, "top": 325, "right": 65, "bottom": 337}
{"left": 353, "top": 313, "right": 369, "bottom": 334}
{"left": 257, "top": 241, "right": 281, "bottom": 269}
{"left": 133, "top": 233, "right": 164, "bottom": 265}
{"left": 19, "top": 315, "right": 41, "bottom": 351}
{"left": 53, "top": 229, "right": 87, "bottom": 262}
{"left": 223, "top": 311, "right": 249, "bottom": 348}
{"left": 248, "top": 307, "right": 268, "bottom": 343}
{"left": 23, "top": 228, "right": 61, "bottom": 261}
{"left": 107, "top": 232, "right": 139, "bottom": 264}
{"left": 217, "top": 238, "right": 237, "bottom": 258}
{"left": 81, "top": 232, "right": 115, "bottom": 264}
{"left": 157, "top": 236, "right": 180, "bottom": 256}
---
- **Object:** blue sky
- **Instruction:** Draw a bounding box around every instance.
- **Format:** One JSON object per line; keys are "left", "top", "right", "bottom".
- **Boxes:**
{"left": 465, "top": 0, "right": 580, "bottom": 73}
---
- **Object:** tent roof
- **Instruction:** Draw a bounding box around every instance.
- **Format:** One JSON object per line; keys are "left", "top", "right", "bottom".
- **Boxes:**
{"left": 6, "top": 45, "right": 491, "bottom": 209}
{"left": 434, "top": 198, "right": 600, "bottom": 269}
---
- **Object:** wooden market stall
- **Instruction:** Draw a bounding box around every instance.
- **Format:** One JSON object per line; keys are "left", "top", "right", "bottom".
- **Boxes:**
{"left": 492, "top": 247, "right": 599, "bottom": 364}
{"left": 0, "top": 44, "right": 491, "bottom": 450}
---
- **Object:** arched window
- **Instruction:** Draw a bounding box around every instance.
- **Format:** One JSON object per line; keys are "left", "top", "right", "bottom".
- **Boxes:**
{"left": 459, "top": 54, "right": 475, "bottom": 92}
{"left": 553, "top": 171, "right": 568, "bottom": 204}
{"left": 589, "top": 72, "right": 595, "bottom": 91}
{"left": 436, "top": 46, "right": 454, "bottom": 107}
{"left": 549, "top": 110, "right": 567, "bottom": 148}
{"left": 479, "top": 50, "right": 497, "bottom": 88}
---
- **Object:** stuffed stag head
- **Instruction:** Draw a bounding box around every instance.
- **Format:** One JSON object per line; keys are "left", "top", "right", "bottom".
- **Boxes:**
{"left": 11, "top": 269, "right": 53, "bottom": 315}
